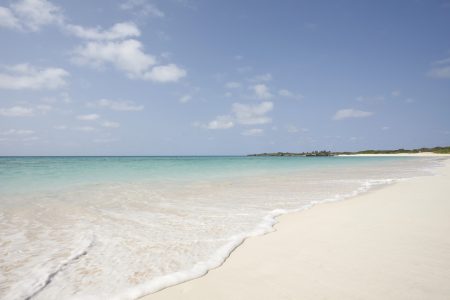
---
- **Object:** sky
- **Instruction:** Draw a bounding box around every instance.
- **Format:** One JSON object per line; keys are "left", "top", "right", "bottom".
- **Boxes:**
{"left": 0, "top": 0, "right": 450, "bottom": 155}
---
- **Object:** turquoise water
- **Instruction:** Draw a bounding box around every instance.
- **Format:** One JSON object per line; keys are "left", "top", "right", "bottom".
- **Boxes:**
{"left": 0, "top": 156, "right": 441, "bottom": 300}
{"left": 0, "top": 156, "right": 419, "bottom": 194}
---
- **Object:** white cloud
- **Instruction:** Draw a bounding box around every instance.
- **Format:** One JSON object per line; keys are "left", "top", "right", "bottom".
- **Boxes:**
{"left": 251, "top": 84, "right": 272, "bottom": 100}
{"left": 0, "top": 129, "right": 34, "bottom": 136}
{"left": 74, "top": 126, "right": 95, "bottom": 132}
{"left": 203, "top": 102, "right": 274, "bottom": 130}
{"left": 72, "top": 40, "right": 186, "bottom": 82}
{"left": 232, "top": 101, "right": 273, "bottom": 125}
{"left": 120, "top": 0, "right": 164, "bottom": 17}
{"left": 65, "top": 22, "right": 140, "bottom": 40}
{"left": 278, "top": 89, "right": 303, "bottom": 100}
{"left": 143, "top": 64, "right": 187, "bottom": 82}
{"left": 0, "top": 128, "right": 38, "bottom": 143}
{"left": 206, "top": 115, "right": 234, "bottom": 129}
{"left": 179, "top": 94, "right": 191, "bottom": 103}
{"left": 225, "top": 81, "right": 241, "bottom": 89}
{"left": 382, "top": 126, "right": 390, "bottom": 130}
{"left": 101, "top": 121, "right": 120, "bottom": 128}
{"left": 77, "top": 114, "right": 100, "bottom": 121}
{"left": 427, "top": 66, "right": 450, "bottom": 79}
{"left": 278, "top": 89, "right": 293, "bottom": 97}
{"left": 249, "top": 73, "right": 272, "bottom": 82}
{"left": 54, "top": 125, "right": 67, "bottom": 130}
{"left": 333, "top": 108, "right": 373, "bottom": 120}
{"left": 4, "top": 0, "right": 64, "bottom": 31}
{"left": 0, "top": 7, "right": 20, "bottom": 29}
{"left": 241, "top": 128, "right": 264, "bottom": 136}
{"left": 87, "top": 99, "right": 144, "bottom": 111}
{"left": 0, "top": 64, "right": 69, "bottom": 90}
{"left": 0, "top": 106, "right": 34, "bottom": 117}
{"left": 72, "top": 39, "right": 156, "bottom": 76}
{"left": 427, "top": 57, "right": 450, "bottom": 79}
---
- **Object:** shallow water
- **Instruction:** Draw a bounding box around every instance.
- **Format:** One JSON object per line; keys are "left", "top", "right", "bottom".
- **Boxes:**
{"left": 0, "top": 156, "right": 442, "bottom": 299}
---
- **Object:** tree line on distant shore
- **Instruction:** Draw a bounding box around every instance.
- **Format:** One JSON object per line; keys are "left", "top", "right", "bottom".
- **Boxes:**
{"left": 248, "top": 146, "right": 450, "bottom": 157}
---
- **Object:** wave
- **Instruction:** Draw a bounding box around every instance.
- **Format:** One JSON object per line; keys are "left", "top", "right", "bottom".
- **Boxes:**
{"left": 110, "top": 177, "right": 399, "bottom": 300}
{"left": 6, "top": 232, "right": 95, "bottom": 300}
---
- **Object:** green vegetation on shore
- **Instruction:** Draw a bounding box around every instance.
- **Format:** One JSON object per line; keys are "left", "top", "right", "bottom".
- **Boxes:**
{"left": 248, "top": 146, "right": 450, "bottom": 157}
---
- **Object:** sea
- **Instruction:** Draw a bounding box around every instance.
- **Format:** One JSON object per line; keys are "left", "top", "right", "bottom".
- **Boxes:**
{"left": 0, "top": 156, "right": 444, "bottom": 299}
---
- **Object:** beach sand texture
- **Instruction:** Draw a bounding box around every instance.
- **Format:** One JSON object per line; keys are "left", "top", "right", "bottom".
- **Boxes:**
{"left": 143, "top": 158, "right": 450, "bottom": 300}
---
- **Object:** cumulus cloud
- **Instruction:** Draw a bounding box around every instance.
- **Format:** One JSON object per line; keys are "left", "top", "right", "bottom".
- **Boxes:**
{"left": 249, "top": 73, "right": 272, "bottom": 82}
{"left": 72, "top": 39, "right": 156, "bottom": 75}
{"left": 120, "top": 0, "right": 164, "bottom": 17}
{"left": 0, "top": 7, "right": 20, "bottom": 29}
{"left": 251, "top": 84, "right": 272, "bottom": 100}
{"left": 204, "top": 102, "right": 274, "bottom": 129}
{"left": 333, "top": 108, "right": 373, "bottom": 120}
{"left": 0, "top": 0, "right": 63, "bottom": 31}
{"left": 278, "top": 89, "right": 303, "bottom": 100}
{"left": 0, "top": 64, "right": 69, "bottom": 90}
{"left": 65, "top": 22, "right": 140, "bottom": 40}
{"left": 142, "top": 63, "right": 187, "bottom": 82}
{"left": 427, "top": 57, "right": 450, "bottom": 79}
{"left": 241, "top": 128, "right": 263, "bottom": 136}
{"left": 77, "top": 114, "right": 100, "bottom": 121}
{"left": 205, "top": 115, "right": 235, "bottom": 129}
{"left": 0, "top": 106, "right": 34, "bottom": 117}
{"left": 232, "top": 101, "right": 274, "bottom": 125}
{"left": 72, "top": 39, "right": 186, "bottom": 82}
{"left": 87, "top": 99, "right": 144, "bottom": 111}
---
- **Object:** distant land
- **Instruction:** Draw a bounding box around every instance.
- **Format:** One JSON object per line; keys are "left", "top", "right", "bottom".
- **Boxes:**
{"left": 248, "top": 146, "right": 450, "bottom": 157}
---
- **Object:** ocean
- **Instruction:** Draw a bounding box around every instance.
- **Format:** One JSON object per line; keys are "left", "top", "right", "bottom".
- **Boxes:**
{"left": 0, "top": 156, "right": 443, "bottom": 299}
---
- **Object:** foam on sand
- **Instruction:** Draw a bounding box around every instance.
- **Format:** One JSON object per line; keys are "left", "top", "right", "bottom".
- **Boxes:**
{"left": 143, "top": 158, "right": 450, "bottom": 300}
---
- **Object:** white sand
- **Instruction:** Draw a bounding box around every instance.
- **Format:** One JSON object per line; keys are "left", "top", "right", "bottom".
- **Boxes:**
{"left": 142, "top": 158, "right": 450, "bottom": 300}
{"left": 338, "top": 152, "right": 450, "bottom": 157}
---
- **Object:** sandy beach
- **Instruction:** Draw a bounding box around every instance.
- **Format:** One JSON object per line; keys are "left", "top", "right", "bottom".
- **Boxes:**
{"left": 142, "top": 156, "right": 450, "bottom": 300}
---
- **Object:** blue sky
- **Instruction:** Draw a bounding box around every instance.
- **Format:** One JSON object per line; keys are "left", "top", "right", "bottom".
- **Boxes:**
{"left": 0, "top": 0, "right": 449, "bottom": 155}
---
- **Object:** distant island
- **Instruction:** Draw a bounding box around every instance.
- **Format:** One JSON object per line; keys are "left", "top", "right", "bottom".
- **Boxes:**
{"left": 248, "top": 146, "right": 450, "bottom": 157}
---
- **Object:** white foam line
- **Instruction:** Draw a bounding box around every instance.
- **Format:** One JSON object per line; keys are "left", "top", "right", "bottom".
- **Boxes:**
{"left": 22, "top": 232, "right": 95, "bottom": 300}
{"left": 108, "top": 177, "right": 406, "bottom": 300}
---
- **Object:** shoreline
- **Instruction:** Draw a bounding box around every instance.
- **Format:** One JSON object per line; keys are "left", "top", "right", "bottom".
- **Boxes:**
{"left": 141, "top": 157, "right": 450, "bottom": 300}
{"left": 337, "top": 152, "right": 450, "bottom": 157}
